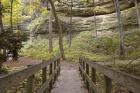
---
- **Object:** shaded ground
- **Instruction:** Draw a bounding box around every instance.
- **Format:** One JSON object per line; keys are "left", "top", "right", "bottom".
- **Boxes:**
{"left": 4, "top": 57, "right": 41, "bottom": 67}
{"left": 51, "top": 62, "right": 88, "bottom": 93}
{"left": 3, "top": 57, "right": 41, "bottom": 71}
{"left": 0, "top": 57, "right": 42, "bottom": 77}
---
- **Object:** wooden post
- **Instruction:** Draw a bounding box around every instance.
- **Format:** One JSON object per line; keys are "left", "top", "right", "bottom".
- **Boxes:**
{"left": 104, "top": 75, "right": 112, "bottom": 93}
{"left": 52, "top": 62, "right": 55, "bottom": 84}
{"left": 54, "top": 61, "right": 56, "bottom": 70}
{"left": 56, "top": 59, "right": 59, "bottom": 76}
{"left": 91, "top": 68, "right": 96, "bottom": 83}
{"left": 42, "top": 67, "right": 47, "bottom": 93}
{"left": 26, "top": 65, "right": 34, "bottom": 93}
{"left": 54, "top": 61, "right": 57, "bottom": 82}
{"left": 49, "top": 63, "right": 53, "bottom": 92}
{"left": 58, "top": 58, "right": 61, "bottom": 75}
{"left": 26, "top": 75, "right": 34, "bottom": 93}
{"left": 91, "top": 67, "right": 96, "bottom": 93}
{"left": 79, "top": 58, "right": 82, "bottom": 76}
{"left": 86, "top": 63, "right": 89, "bottom": 90}
{"left": 83, "top": 61, "right": 85, "bottom": 82}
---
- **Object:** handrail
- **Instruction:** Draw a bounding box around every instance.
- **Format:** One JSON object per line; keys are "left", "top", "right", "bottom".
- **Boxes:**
{"left": 79, "top": 57, "right": 140, "bottom": 93}
{"left": 0, "top": 56, "right": 61, "bottom": 93}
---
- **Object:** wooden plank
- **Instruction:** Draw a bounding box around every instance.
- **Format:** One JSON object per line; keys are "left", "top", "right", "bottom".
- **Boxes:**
{"left": 83, "top": 61, "right": 86, "bottom": 82}
{"left": 91, "top": 67, "right": 96, "bottom": 93}
{"left": 0, "top": 57, "right": 59, "bottom": 92}
{"left": 54, "top": 61, "right": 57, "bottom": 83}
{"left": 91, "top": 68, "right": 96, "bottom": 83}
{"left": 79, "top": 64, "right": 100, "bottom": 93}
{"left": 58, "top": 59, "right": 61, "bottom": 75}
{"left": 49, "top": 63, "right": 53, "bottom": 92}
{"left": 86, "top": 63, "right": 89, "bottom": 90}
{"left": 57, "top": 59, "right": 59, "bottom": 76}
{"left": 79, "top": 58, "right": 82, "bottom": 76}
{"left": 81, "top": 58, "right": 140, "bottom": 93}
{"left": 104, "top": 75, "right": 112, "bottom": 93}
{"left": 42, "top": 67, "right": 47, "bottom": 93}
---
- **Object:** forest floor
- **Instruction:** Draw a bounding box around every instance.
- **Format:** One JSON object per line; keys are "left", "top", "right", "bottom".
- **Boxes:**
{"left": 0, "top": 57, "right": 42, "bottom": 76}
{"left": 4, "top": 57, "right": 41, "bottom": 67}
{"left": 51, "top": 61, "right": 88, "bottom": 93}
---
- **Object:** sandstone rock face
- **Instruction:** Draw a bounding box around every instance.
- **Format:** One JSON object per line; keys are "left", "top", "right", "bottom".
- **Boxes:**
{"left": 29, "top": 0, "right": 140, "bottom": 35}
{"left": 56, "top": 0, "right": 140, "bottom": 17}
{"left": 58, "top": 4, "right": 139, "bottom": 34}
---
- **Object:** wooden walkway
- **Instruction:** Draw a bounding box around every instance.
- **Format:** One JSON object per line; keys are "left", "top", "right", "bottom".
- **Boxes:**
{"left": 51, "top": 62, "right": 88, "bottom": 93}
{"left": 0, "top": 56, "right": 140, "bottom": 93}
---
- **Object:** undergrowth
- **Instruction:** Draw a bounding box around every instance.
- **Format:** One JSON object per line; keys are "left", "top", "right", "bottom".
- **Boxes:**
{"left": 21, "top": 30, "right": 140, "bottom": 62}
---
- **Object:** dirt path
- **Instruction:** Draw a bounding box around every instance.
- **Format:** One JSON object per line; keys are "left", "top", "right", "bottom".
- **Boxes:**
{"left": 51, "top": 62, "right": 88, "bottom": 93}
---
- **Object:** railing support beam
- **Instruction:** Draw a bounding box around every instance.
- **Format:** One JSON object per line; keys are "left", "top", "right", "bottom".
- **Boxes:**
{"left": 26, "top": 75, "right": 34, "bottom": 93}
{"left": 86, "top": 63, "right": 89, "bottom": 90}
{"left": 42, "top": 67, "right": 47, "bottom": 93}
{"left": 104, "top": 75, "right": 112, "bottom": 93}
{"left": 49, "top": 63, "right": 53, "bottom": 92}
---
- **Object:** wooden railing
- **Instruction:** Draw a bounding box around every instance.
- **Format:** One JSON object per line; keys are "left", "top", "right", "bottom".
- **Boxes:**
{"left": 0, "top": 57, "right": 61, "bottom": 93}
{"left": 79, "top": 57, "right": 140, "bottom": 93}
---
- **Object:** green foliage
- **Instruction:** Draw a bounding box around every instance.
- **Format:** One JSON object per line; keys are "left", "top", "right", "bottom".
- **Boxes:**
{"left": 27, "top": 16, "right": 47, "bottom": 32}
{"left": 0, "top": 67, "right": 8, "bottom": 74}
{"left": 22, "top": 0, "right": 48, "bottom": 17}
{"left": 21, "top": 38, "right": 59, "bottom": 60}
{"left": 21, "top": 28, "right": 140, "bottom": 62}
{"left": 2, "top": 0, "right": 48, "bottom": 27}
{"left": 2, "top": 0, "right": 25, "bottom": 26}
{"left": 64, "top": 31, "right": 113, "bottom": 62}
{"left": 0, "top": 30, "right": 28, "bottom": 61}
{"left": 124, "top": 31, "right": 140, "bottom": 58}
{"left": 101, "top": 37, "right": 118, "bottom": 55}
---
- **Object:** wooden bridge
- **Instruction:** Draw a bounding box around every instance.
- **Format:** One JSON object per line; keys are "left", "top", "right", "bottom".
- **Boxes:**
{"left": 0, "top": 56, "right": 140, "bottom": 93}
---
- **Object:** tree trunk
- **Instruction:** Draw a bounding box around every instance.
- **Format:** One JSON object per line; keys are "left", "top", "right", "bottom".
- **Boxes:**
{"left": 0, "top": 1, "right": 6, "bottom": 63}
{"left": 10, "top": 0, "right": 13, "bottom": 32}
{"left": 0, "top": 1, "right": 4, "bottom": 33}
{"left": 113, "top": 0, "right": 125, "bottom": 58}
{"left": 12, "top": 49, "right": 18, "bottom": 61}
{"left": 48, "top": 0, "right": 65, "bottom": 59}
{"left": 134, "top": 0, "right": 140, "bottom": 28}
{"left": 68, "top": 0, "right": 73, "bottom": 48}
{"left": 10, "top": 0, "right": 18, "bottom": 60}
{"left": 93, "top": 0, "right": 97, "bottom": 37}
{"left": 48, "top": 5, "right": 53, "bottom": 53}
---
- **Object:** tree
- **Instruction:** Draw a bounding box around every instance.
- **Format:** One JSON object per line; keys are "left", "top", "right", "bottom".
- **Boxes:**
{"left": 68, "top": 0, "right": 73, "bottom": 48}
{"left": 48, "top": 3, "right": 53, "bottom": 53}
{"left": 0, "top": 0, "right": 4, "bottom": 68}
{"left": 113, "top": 0, "right": 125, "bottom": 57}
{"left": 10, "top": 0, "right": 18, "bottom": 60}
{"left": 10, "top": 0, "right": 13, "bottom": 32}
{"left": 93, "top": 0, "right": 97, "bottom": 37}
{"left": 0, "top": 0, "right": 4, "bottom": 33}
{"left": 0, "top": 0, "right": 7, "bottom": 63}
{"left": 48, "top": 0, "right": 65, "bottom": 59}
{"left": 134, "top": 0, "right": 140, "bottom": 28}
